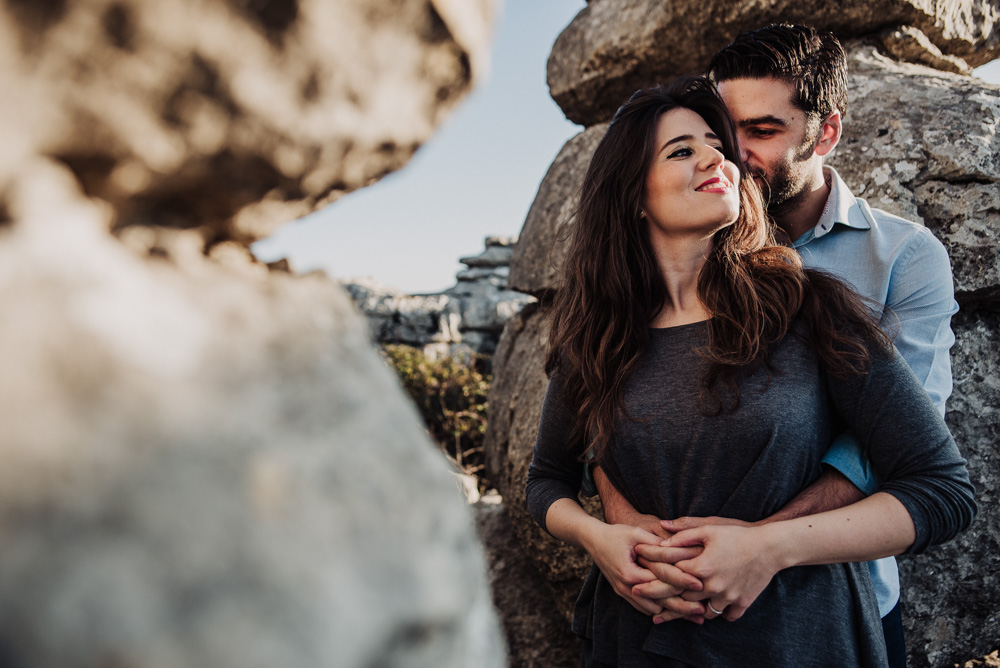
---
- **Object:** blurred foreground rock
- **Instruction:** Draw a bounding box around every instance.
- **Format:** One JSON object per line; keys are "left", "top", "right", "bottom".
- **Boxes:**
{"left": 487, "top": 5, "right": 1000, "bottom": 666}
{"left": 0, "top": 0, "right": 505, "bottom": 666}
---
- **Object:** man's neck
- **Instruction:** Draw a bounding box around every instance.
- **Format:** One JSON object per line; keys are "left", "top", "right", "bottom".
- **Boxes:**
{"left": 771, "top": 170, "right": 831, "bottom": 242}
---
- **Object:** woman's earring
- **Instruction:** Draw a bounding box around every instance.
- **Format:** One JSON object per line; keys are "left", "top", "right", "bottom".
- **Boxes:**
{"left": 639, "top": 210, "right": 646, "bottom": 218}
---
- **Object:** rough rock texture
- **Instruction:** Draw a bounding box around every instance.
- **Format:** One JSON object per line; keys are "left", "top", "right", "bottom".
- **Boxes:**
{"left": 1, "top": 0, "right": 506, "bottom": 665}
{"left": 482, "top": 302, "right": 602, "bottom": 618}
{"left": 1, "top": 0, "right": 493, "bottom": 251}
{"left": 548, "top": 0, "right": 1000, "bottom": 125}
{"left": 898, "top": 309, "right": 1000, "bottom": 668}
{"left": 508, "top": 126, "right": 606, "bottom": 297}
{"left": 489, "top": 15, "right": 1000, "bottom": 668}
{"left": 345, "top": 236, "right": 536, "bottom": 356}
{"left": 474, "top": 495, "right": 581, "bottom": 668}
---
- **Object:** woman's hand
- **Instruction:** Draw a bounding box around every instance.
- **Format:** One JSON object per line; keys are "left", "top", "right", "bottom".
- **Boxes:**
{"left": 651, "top": 524, "right": 782, "bottom": 622}
{"left": 581, "top": 522, "right": 671, "bottom": 616}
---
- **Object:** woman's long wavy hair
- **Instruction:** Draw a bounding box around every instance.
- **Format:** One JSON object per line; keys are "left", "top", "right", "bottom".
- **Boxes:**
{"left": 546, "top": 76, "right": 890, "bottom": 463}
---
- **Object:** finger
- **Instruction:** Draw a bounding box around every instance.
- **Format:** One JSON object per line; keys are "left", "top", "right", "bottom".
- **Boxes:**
{"left": 631, "top": 580, "right": 682, "bottom": 600}
{"left": 664, "top": 527, "right": 710, "bottom": 548}
{"left": 636, "top": 558, "right": 704, "bottom": 592}
{"left": 702, "top": 599, "right": 728, "bottom": 620}
{"left": 622, "top": 594, "right": 663, "bottom": 616}
{"left": 635, "top": 544, "right": 703, "bottom": 563}
{"left": 661, "top": 516, "right": 709, "bottom": 532}
{"left": 723, "top": 603, "right": 747, "bottom": 621}
{"left": 656, "top": 596, "right": 705, "bottom": 618}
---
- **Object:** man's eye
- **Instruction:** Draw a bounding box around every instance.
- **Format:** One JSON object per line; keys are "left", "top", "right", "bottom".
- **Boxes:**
{"left": 749, "top": 129, "right": 777, "bottom": 138}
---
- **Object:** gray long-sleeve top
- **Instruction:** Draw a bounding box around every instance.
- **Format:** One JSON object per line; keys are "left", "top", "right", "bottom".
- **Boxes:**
{"left": 525, "top": 321, "right": 976, "bottom": 667}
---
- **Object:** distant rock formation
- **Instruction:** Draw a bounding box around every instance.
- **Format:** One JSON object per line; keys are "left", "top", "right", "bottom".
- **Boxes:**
{"left": 344, "top": 236, "right": 536, "bottom": 357}
{"left": 485, "top": 3, "right": 1000, "bottom": 667}
{"left": 0, "top": 0, "right": 506, "bottom": 666}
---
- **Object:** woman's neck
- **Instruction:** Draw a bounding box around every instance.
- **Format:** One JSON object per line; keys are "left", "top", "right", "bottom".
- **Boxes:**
{"left": 649, "top": 235, "right": 713, "bottom": 328}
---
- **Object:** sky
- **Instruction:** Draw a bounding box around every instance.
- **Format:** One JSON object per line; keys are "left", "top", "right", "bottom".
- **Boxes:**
{"left": 252, "top": 5, "right": 1000, "bottom": 294}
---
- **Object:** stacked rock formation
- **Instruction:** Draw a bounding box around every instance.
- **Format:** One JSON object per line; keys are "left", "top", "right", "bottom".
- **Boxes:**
{"left": 484, "top": 2, "right": 1000, "bottom": 666}
{"left": 0, "top": 0, "right": 506, "bottom": 666}
{"left": 344, "top": 235, "right": 536, "bottom": 357}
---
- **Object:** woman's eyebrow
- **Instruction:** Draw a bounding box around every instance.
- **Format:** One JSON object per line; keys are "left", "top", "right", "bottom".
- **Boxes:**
{"left": 658, "top": 132, "right": 719, "bottom": 154}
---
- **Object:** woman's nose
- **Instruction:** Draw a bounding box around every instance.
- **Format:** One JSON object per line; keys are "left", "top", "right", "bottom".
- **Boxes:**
{"left": 700, "top": 145, "right": 725, "bottom": 170}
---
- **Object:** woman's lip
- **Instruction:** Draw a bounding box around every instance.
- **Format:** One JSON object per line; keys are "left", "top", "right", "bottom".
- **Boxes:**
{"left": 696, "top": 178, "right": 731, "bottom": 191}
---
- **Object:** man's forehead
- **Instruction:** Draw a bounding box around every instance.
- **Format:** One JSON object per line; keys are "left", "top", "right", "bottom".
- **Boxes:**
{"left": 716, "top": 77, "right": 802, "bottom": 123}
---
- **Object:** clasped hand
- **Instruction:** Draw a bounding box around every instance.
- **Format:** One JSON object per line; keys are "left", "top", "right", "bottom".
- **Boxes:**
{"left": 592, "top": 515, "right": 779, "bottom": 624}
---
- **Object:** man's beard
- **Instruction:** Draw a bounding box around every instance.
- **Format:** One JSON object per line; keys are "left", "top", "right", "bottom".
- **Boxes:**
{"left": 755, "top": 130, "right": 819, "bottom": 216}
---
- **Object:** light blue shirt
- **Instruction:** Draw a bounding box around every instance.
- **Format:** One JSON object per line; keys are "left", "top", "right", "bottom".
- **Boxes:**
{"left": 802, "top": 166, "right": 958, "bottom": 616}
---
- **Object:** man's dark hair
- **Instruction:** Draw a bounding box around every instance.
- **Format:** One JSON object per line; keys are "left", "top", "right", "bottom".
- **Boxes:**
{"left": 708, "top": 24, "right": 848, "bottom": 120}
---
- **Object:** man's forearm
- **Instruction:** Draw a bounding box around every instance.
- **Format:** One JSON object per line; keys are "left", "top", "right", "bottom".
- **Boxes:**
{"left": 764, "top": 468, "right": 865, "bottom": 523}
{"left": 594, "top": 466, "right": 643, "bottom": 525}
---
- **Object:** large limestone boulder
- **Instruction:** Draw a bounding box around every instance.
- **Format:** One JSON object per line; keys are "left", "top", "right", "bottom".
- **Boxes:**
{"left": 1, "top": 0, "right": 506, "bottom": 665}
{"left": 1, "top": 0, "right": 493, "bottom": 250}
{"left": 548, "top": 0, "right": 1000, "bottom": 125}
{"left": 489, "top": 35, "right": 1000, "bottom": 668}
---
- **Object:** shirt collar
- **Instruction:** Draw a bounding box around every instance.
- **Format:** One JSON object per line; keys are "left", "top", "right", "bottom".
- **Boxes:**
{"left": 812, "top": 166, "right": 872, "bottom": 239}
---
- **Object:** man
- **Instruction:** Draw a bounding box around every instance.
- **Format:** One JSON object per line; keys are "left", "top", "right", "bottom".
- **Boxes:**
{"left": 591, "top": 24, "right": 958, "bottom": 667}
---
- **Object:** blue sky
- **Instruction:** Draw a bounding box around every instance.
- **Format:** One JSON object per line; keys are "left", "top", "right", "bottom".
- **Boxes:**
{"left": 252, "top": 5, "right": 1000, "bottom": 294}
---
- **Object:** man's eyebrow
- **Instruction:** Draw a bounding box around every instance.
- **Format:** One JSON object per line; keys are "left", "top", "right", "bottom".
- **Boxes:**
{"left": 658, "top": 132, "right": 720, "bottom": 154}
{"left": 738, "top": 115, "right": 788, "bottom": 127}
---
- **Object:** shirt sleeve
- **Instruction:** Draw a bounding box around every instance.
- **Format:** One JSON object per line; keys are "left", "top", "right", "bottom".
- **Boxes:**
{"left": 822, "top": 227, "right": 957, "bottom": 489}
{"left": 824, "top": 346, "right": 976, "bottom": 554}
{"left": 881, "top": 227, "right": 958, "bottom": 415}
{"left": 524, "top": 369, "right": 586, "bottom": 534}
{"left": 821, "top": 433, "right": 879, "bottom": 495}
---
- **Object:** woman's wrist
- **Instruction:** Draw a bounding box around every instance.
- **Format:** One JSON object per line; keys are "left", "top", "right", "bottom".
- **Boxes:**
{"left": 754, "top": 521, "right": 799, "bottom": 573}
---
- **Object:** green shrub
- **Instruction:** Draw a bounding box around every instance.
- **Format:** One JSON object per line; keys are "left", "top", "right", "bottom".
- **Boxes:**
{"left": 381, "top": 345, "right": 491, "bottom": 488}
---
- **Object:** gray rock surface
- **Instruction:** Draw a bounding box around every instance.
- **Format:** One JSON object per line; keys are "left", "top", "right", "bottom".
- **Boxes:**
{"left": 548, "top": 0, "right": 1000, "bottom": 125}
{"left": 898, "top": 308, "right": 1000, "bottom": 668}
{"left": 0, "top": 201, "right": 504, "bottom": 668}
{"left": 345, "top": 236, "right": 536, "bottom": 356}
{"left": 1, "top": 0, "right": 494, "bottom": 251}
{"left": 474, "top": 495, "right": 582, "bottom": 668}
{"left": 508, "top": 125, "right": 606, "bottom": 297}
{"left": 0, "top": 0, "right": 506, "bottom": 665}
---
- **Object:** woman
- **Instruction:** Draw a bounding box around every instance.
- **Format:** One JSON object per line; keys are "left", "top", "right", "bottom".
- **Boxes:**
{"left": 524, "top": 77, "right": 976, "bottom": 667}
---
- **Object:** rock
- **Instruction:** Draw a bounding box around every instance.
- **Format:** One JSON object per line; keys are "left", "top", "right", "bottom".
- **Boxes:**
{"left": 0, "top": 197, "right": 504, "bottom": 667}
{"left": 1, "top": 0, "right": 495, "bottom": 252}
{"left": 827, "top": 43, "right": 1000, "bottom": 307}
{"left": 460, "top": 244, "right": 515, "bottom": 268}
{"left": 898, "top": 308, "right": 1000, "bottom": 668}
{"left": 345, "top": 236, "right": 536, "bottom": 356}
{"left": 482, "top": 302, "right": 601, "bottom": 617}
{"left": 0, "top": 0, "right": 507, "bottom": 664}
{"left": 474, "top": 495, "right": 581, "bottom": 668}
{"left": 508, "top": 125, "right": 606, "bottom": 297}
{"left": 878, "top": 26, "right": 973, "bottom": 75}
{"left": 548, "top": 0, "right": 1000, "bottom": 125}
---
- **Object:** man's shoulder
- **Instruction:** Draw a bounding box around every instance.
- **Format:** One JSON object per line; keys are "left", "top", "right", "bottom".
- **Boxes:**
{"left": 852, "top": 198, "right": 944, "bottom": 249}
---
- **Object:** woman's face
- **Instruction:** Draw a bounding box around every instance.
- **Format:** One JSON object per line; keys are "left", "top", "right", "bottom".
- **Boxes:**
{"left": 642, "top": 108, "right": 740, "bottom": 242}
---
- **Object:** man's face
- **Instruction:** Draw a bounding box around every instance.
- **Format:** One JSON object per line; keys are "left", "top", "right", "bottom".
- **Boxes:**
{"left": 716, "top": 77, "right": 820, "bottom": 213}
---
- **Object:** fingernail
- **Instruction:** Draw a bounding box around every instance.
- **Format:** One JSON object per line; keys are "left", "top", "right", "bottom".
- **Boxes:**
{"left": 653, "top": 617, "right": 662, "bottom": 625}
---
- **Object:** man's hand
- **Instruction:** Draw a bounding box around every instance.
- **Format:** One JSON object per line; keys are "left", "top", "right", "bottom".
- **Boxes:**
{"left": 660, "top": 515, "right": 755, "bottom": 533}
{"left": 594, "top": 466, "right": 671, "bottom": 539}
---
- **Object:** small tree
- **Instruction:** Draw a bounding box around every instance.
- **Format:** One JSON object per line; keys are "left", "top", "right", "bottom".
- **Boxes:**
{"left": 381, "top": 345, "right": 491, "bottom": 489}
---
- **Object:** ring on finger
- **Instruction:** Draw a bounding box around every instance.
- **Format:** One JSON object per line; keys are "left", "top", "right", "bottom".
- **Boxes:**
{"left": 707, "top": 601, "right": 725, "bottom": 616}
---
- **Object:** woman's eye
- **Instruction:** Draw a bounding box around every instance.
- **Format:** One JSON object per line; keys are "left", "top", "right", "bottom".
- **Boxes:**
{"left": 668, "top": 147, "right": 693, "bottom": 158}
